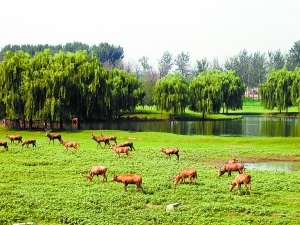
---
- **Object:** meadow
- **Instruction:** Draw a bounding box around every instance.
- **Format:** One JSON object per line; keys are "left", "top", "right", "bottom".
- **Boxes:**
{"left": 0, "top": 128, "right": 300, "bottom": 225}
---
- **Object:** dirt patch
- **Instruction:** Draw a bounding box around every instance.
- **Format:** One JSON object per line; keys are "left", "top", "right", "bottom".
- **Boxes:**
{"left": 205, "top": 157, "right": 300, "bottom": 167}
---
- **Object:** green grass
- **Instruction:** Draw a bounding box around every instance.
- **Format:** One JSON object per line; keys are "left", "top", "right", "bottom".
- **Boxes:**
{"left": 1, "top": 129, "right": 300, "bottom": 224}
{"left": 129, "top": 101, "right": 300, "bottom": 121}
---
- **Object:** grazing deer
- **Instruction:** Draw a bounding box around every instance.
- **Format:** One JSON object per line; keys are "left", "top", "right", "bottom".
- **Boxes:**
{"left": 45, "top": 129, "right": 61, "bottom": 144}
{"left": 22, "top": 139, "right": 36, "bottom": 148}
{"left": 160, "top": 147, "right": 179, "bottom": 160}
{"left": 0, "top": 141, "right": 8, "bottom": 150}
{"left": 173, "top": 168, "right": 197, "bottom": 185}
{"left": 218, "top": 162, "right": 244, "bottom": 177}
{"left": 229, "top": 174, "right": 251, "bottom": 195}
{"left": 87, "top": 166, "right": 107, "bottom": 182}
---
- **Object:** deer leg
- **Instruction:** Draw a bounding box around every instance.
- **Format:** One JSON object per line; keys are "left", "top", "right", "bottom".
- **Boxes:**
{"left": 237, "top": 184, "right": 241, "bottom": 195}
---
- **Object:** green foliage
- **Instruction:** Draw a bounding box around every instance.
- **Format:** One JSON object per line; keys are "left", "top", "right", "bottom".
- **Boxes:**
{"left": 259, "top": 68, "right": 293, "bottom": 113}
{"left": 153, "top": 73, "right": 189, "bottom": 116}
{"left": 0, "top": 129, "right": 299, "bottom": 224}
{"left": 0, "top": 50, "right": 144, "bottom": 124}
{"left": 188, "top": 70, "right": 245, "bottom": 116}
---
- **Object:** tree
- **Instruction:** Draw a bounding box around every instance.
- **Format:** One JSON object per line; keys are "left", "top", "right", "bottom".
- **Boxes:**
{"left": 220, "top": 70, "right": 246, "bottom": 114}
{"left": 286, "top": 40, "right": 300, "bottom": 70}
{"left": 225, "top": 50, "right": 250, "bottom": 87}
{"left": 211, "top": 58, "right": 223, "bottom": 71}
{"left": 174, "top": 51, "right": 191, "bottom": 78}
{"left": 138, "top": 56, "right": 152, "bottom": 71}
{"left": 153, "top": 73, "right": 189, "bottom": 118}
{"left": 267, "top": 50, "right": 286, "bottom": 71}
{"left": 193, "top": 58, "right": 210, "bottom": 76}
{"left": 0, "top": 50, "right": 31, "bottom": 128}
{"left": 157, "top": 51, "right": 173, "bottom": 78}
{"left": 248, "top": 52, "right": 267, "bottom": 87}
{"left": 90, "top": 42, "right": 124, "bottom": 67}
{"left": 259, "top": 68, "right": 293, "bottom": 113}
{"left": 189, "top": 70, "right": 222, "bottom": 118}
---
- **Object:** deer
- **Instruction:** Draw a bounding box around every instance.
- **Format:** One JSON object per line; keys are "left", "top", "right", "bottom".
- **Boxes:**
{"left": 117, "top": 141, "right": 135, "bottom": 151}
{"left": 160, "top": 147, "right": 179, "bottom": 160}
{"left": 112, "top": 174, "right": 143, "bottom": 191}
{"left": 229, "top": 173, "right": 251, "bottom": 195}
{"left": 91, "top": 133, "right": 110, "bottom": 148}
{"left": 45, "top": 129, "right": 61, "bottom": 144}
{"left": 5, "top": 134, "right": 23, "bottom": 144}
{"left": 173, "top": 168, "right": 198, "bottom": 185}
{"left": 87, "top": 166, "right": 107, "bottom": 182}
{"left": 228, "top": 153, "right": 240, "bottom": 164}
{"left": 59, "top": 139, "right": 79, "bottom": 152}
{"left": 218, "top": 162, "right": 244, "bottom": 177}
{"left": 101, "top": 131, "right": 117, "bottom": 145}
{"left": 22, "top": 139, "right": 36, "bottom": 148}
{"left": 0, "top": 141, "right": 8, "bottom": 150}
{"left": 109, "top": 144, "right": 130, "bottom": 158}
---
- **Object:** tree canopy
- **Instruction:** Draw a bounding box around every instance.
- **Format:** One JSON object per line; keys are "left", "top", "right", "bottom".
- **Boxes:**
{"left": 0, "top": 50, "right": 143, "bottom": 129}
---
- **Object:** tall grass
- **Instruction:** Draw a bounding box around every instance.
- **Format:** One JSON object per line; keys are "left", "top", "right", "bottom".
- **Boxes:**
{"left": 0, "top": 129, "right": 300, "bottom": 224}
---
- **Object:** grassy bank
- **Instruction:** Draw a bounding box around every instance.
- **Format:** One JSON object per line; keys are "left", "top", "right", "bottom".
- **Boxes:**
{"left": 0, "top": 129, "right": 300, "bottom": 224}
{"left": 128, "top": 100, "right": 299, "bottom": 121}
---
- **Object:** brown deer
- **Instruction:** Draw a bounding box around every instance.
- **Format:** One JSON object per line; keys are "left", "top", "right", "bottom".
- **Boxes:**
{"left": 229, "top": 174, "right": 251, "bottom": 195}
{"left": 160, "top": 147, "right": 179, "bottom": 160}
{"left": 117, "top": 141, "right": 135, "bottom": 151}
{"left": 100, "top": 131, "right": 117, "bottom": 145}
{"left": 5, "top": 134, "right": 22, "bottom": 144}
{"left": 91, "top": 133, "right": 110, "bottom": 148}
{"left": 218, "top": 162, "right": 244, "bottom": 177}
{"left": 45, "top": 129, "right": 61, "bottom": 144}
{"left": 22, "top": 139, "right": 36, "bottom": 148}
{"left": 173, "top": 168, "right": 197, "bottom": 185}
{"left": 109, "top": 144, "right": 130, "bottom": 158}
{"left": 0, "top": 141, "right": 8, "bottom": 150}
{"left": 112, "top": 174, "right": 143, "bottom": 191}
{"left": 60, "top": 139, "right": 79, "bottom": 152}
{"left": 87, "top": 166, "right": 107, "bottom": 182}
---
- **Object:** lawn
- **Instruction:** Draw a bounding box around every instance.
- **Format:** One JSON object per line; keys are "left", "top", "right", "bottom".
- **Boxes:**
{"left": 0, "top": 129, "right": 300, "bottom": 225}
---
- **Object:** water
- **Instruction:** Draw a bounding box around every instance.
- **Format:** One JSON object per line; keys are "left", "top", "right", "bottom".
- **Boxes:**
{"left": 64, "top": 115, "right": 300, "bottom": 137}
{"left": 244, "top": 162, "right": 300, "bottom": 172}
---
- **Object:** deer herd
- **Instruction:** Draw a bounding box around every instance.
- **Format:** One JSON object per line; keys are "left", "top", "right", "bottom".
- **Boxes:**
{"left": 1, "top": 130, "right": 251, "bottom": 195}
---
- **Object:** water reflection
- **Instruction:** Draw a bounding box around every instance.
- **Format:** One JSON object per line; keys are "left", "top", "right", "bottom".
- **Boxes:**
{"left": 64, "top": 115, "right": 300, "bottom": 137}
{"left": 244, "top": 162, "right": 300, "bottom": 172}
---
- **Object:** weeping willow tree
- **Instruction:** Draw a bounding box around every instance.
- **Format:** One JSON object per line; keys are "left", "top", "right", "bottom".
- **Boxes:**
{"left": 153, "top": 72, "right": 189, "bottom": 118}
{"left": 259, "top": 68, "right": 293, "bottom": 113}
{"left": 0, "top": 49, "right": 144, "bottom": 129}
{"left": 219, "top": 70, "right": 246, "bottom": 114}
{"left": 189, "top": 70, "right": 222, "bottom": 118}
{"left": 0, "top": 50, "right": 31, "bottom": 128}
{"left": 290, "top": 67, "right": 300, "bottom": 111}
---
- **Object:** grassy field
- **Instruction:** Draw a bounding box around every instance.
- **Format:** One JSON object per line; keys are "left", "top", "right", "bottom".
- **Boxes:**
{"left": 0, "top": 128, "right": 300, "bottom": 225}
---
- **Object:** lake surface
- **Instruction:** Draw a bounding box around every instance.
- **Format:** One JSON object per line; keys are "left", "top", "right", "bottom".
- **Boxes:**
{"left": 68, "top": 115, "right": 300, "bottom": 137}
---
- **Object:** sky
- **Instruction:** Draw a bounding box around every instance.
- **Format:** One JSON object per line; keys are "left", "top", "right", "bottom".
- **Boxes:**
{"left": 1, "top": 0, "right": 300, "bottom": 67}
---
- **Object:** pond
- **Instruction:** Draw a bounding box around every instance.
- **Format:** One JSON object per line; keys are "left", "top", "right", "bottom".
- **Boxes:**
{"left": 244, "top": 161, "right": 300, "bottom": 172}
{"left": 66, "top": 115, "right": 300, "bottom": 137}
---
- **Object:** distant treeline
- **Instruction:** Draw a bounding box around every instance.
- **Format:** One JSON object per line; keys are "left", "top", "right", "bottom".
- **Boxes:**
{"left": 0, "top": 42, "right": 124, "bottom": 66}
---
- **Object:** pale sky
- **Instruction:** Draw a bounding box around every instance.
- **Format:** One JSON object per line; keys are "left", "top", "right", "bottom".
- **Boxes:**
{"left": 1, "top": 0, "right": 300, "bottom": 67}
